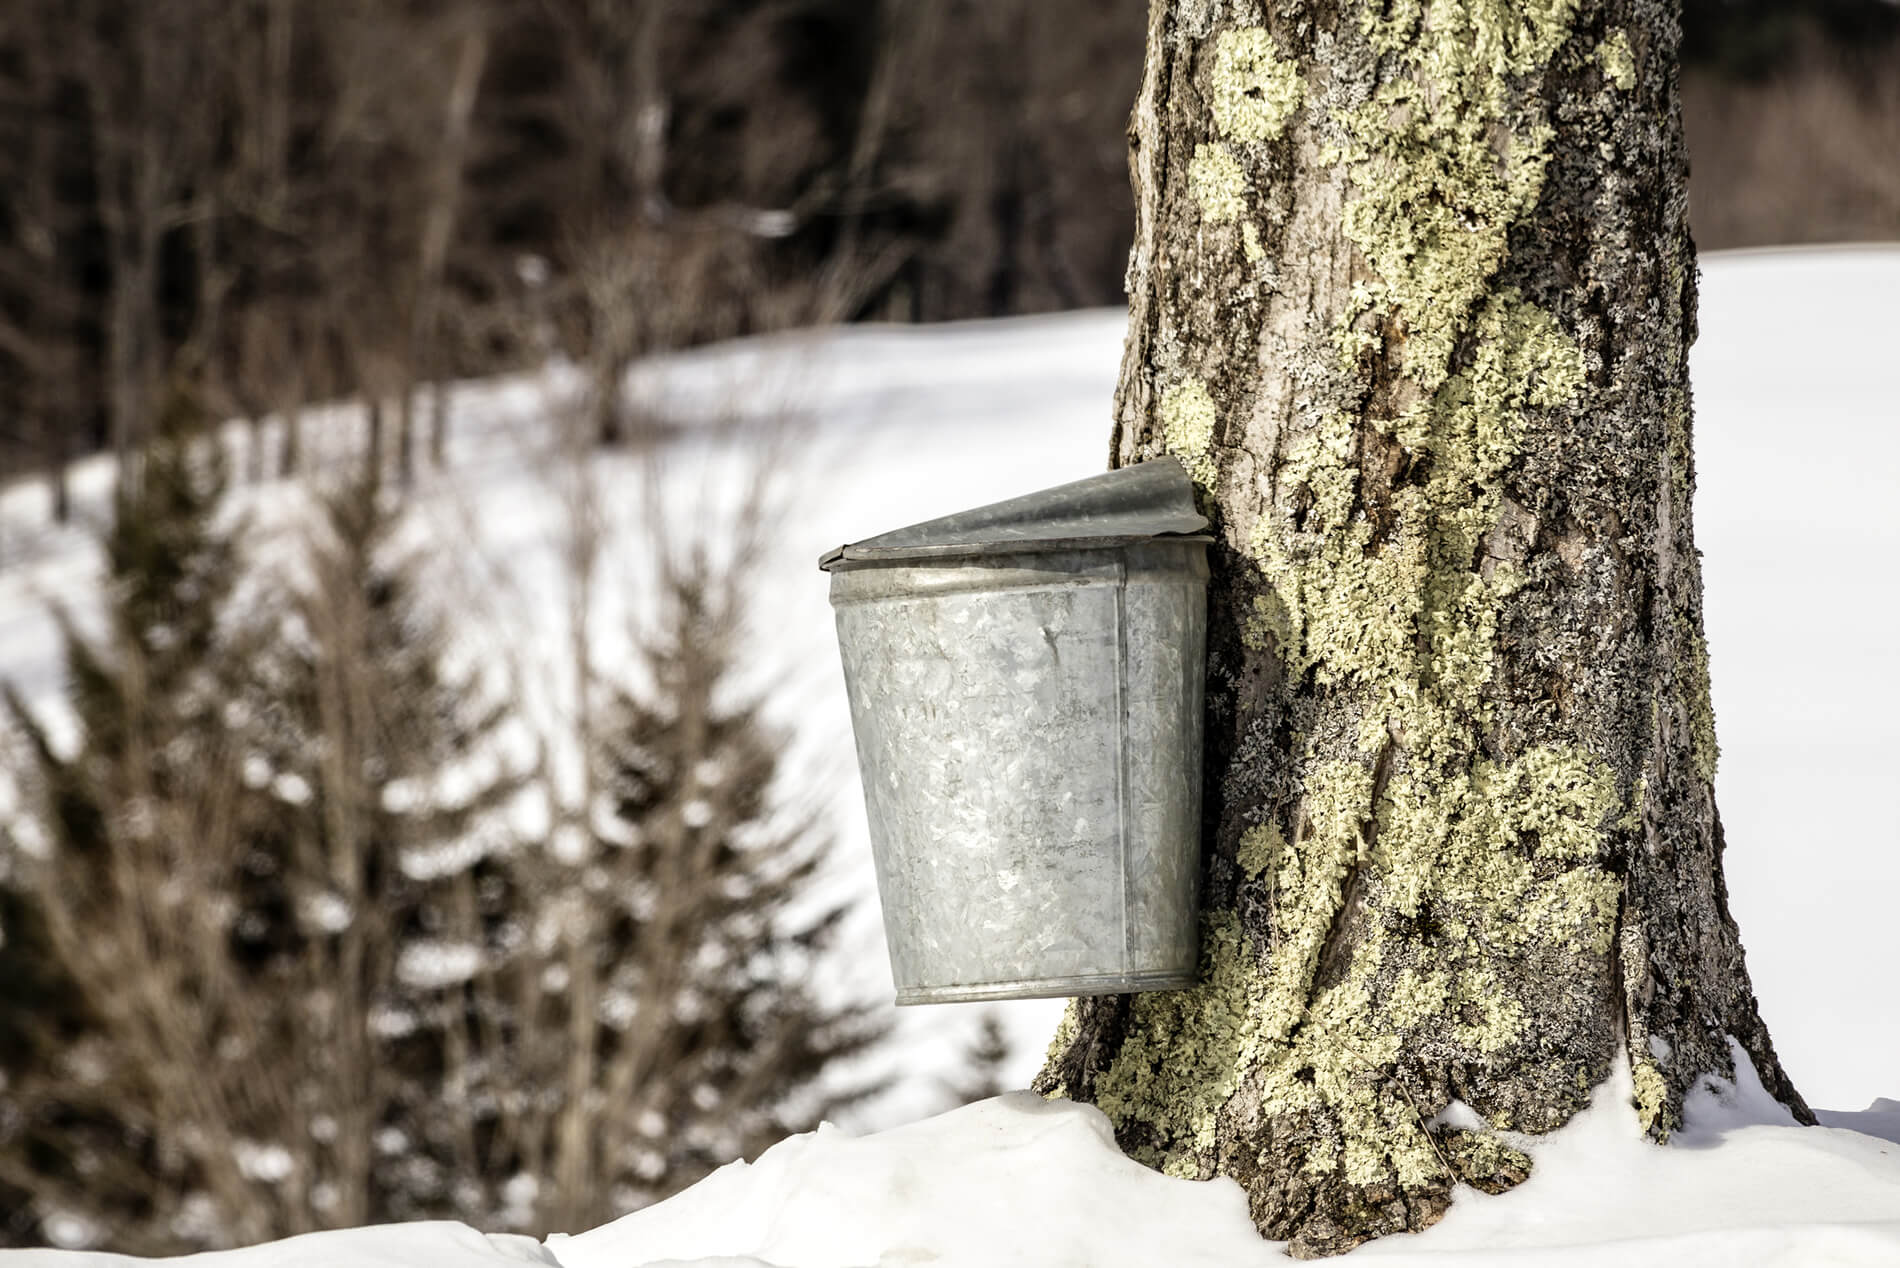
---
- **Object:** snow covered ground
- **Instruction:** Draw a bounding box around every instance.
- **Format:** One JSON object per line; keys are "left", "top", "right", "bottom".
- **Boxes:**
{"left": 1, "top": 247, "right": 1896, "bottom": 1262}
{"left": 545, "top": 1047, "right": 1900, "bottom": 1267}
{"left": 10, "top": 1055, "right": 1900, "bottom": 1266}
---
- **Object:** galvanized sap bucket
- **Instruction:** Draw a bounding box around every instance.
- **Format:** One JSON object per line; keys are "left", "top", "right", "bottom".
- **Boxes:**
{"left": 819, "top": 458, "right": 1211, "bottom": 1004}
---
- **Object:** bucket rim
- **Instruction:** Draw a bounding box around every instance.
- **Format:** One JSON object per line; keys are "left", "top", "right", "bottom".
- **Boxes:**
{"left": 818, "top": 457, "right": 1210, "bottom": 571}
{"left": 819, "top": 532, "right": 1212, "bottom": 571}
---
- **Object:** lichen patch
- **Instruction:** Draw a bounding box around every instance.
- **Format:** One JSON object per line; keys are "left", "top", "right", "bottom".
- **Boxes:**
{"left": 1241, "top": 221, "right": 1266, "bottom": 263}
{"left": 1208, "top": 27, "right": 1304, "bottom": 143}
{"left": 1331, "top": 0, "right": 1580, "bottom": 395}
{"left": 1598, "top": 31, "right": 1636, "bottom": 91}
{"left": 1158, "top": 378, "right": 1219, "bottom": 487}
{"left": 1632, "top": 1057, "right": 1672, "bottom": 1137}
{"left": 1188, "top": 143, "right": 1249, "bottom": 224}
{"left": 1108, "top": 277, "right": 1607, "bottom": 1188}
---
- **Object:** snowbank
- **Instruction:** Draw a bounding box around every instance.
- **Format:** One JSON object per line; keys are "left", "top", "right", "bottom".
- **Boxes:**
{"left": 0, "top": 1222, "right": 557, "bottom": 1267}
{"left": 1348, "top": 1048, "right": 1900, "bottom": 1266}
{"left": 544, "top": 1046, "right": 1900, "bottom": 1268}
{"left": 22, "top": 1058, "right": 1899, "bottom": 1267}
{"left": 550, "top": 1093, "right": 1278, "bottom": 1268}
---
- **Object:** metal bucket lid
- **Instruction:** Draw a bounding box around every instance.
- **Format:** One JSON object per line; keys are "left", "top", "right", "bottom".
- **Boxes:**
{"left": 819, "top": 456, "right": 1210, "bottom": 570}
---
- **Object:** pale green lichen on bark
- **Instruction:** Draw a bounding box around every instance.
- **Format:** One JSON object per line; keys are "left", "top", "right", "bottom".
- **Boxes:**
{"left": 1241, "top": 221, "right": 1267, "bottom": 263}
{"left": 1632, "top": 1057, "right": 1672, "bottom": 1136}
{"left": 1208, "top": 27, "right": 1304, "bottom": 143}
{"left": 1377, "top": 747, "right": 1623, "bottom": 958}
{"left": 1092, "top": 0, "right": 1670, "bottom": 1201}
{"left": 1094, "top": 910, "right": 1447, "bottom": 1190}
{"left": 1330, "top": 0, "right": 1579, "bottom": 394}
{"left": 1236, "top": 821, "right": 1286, "bottom": 878}
{"left": 1094, "top": 913, "right": 1261, "bottom": 1162}
{"left": 1664, "top": 386, "right": 1692, "bottom": 503}
{"left": 1445, "top": 1126, "right": 1532, "bottom": 1182}
{"left": 1455, "top": 970, "right": 1528, "bottom": 1053}
{"left": 1257, "top": 760, "right": 1377, "bottom": 1039}
{"left": 1252, "top": 292, "right": 1584, "bottom": 754}
{"left": 1158, "top": 378, "right": 1219, "bottom": 487}
{"left": 1096, "top": 738, "right": 1621, "bottom": 1186}
{"left": 1188, "top": 143, "right": 1249, "bottom": 223}
{"left": 1597, "top": 30, "right": 1636, "bottom": 90}
{"left": 1218, "top": 298, "right": 1611, "bottom": 1184}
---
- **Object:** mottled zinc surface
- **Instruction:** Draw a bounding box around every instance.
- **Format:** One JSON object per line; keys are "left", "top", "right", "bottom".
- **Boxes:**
{"left": 823, "top": 460, "right": 1209, "bottom": 1004}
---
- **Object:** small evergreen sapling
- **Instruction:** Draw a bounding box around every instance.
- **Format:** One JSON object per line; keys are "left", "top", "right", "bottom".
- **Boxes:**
{"left": 513, "top": 544, "right": 887, "bottom": 1231}
{"left": 0, "top": 376, "right": 249, "bottom": 1251}
{"left": 231, "top": 484, "right": 534, "bottom": 1230}
{"left": 0, "top": 465, "right": 536, "bottom": 1249}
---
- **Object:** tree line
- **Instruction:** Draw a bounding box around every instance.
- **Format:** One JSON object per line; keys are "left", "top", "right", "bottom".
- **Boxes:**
{"left": 0, "top": 0, "right": 1146, "bottom": 509}
{"left": 1, "top": 0, "right": 1892, "bottom": 514}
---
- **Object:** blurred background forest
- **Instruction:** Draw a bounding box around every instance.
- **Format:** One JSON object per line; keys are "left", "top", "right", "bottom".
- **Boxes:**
{"left": 2, "top": 0, "right": 1897, "bottom": 497}
{"left": 0, "top": 0, "right": 1895, "bottom": 1255}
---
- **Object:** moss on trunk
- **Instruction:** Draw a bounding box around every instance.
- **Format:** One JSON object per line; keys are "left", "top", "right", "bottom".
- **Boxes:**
{"left": 1039, "top": 0, "right": 1808, "bottom": 1256}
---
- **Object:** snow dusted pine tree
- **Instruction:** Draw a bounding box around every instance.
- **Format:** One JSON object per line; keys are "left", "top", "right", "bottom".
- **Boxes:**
{"left": 237, "top": 486, "right": 532, "bottom": 1231}
{"left": 0, "top": 470, "right": 533, "bottom": 1249}
{"left": 3, "top": 417, "right": 890, "bottom": 1246}
{"left": 515, "top": 546, "right": 885, "bottom": 1234}
{"left": 1036, "top": 0, "right": 1808, "bottom": 1255}
{"left": 0, "top": 376, "right": 252, "bottom": 1251}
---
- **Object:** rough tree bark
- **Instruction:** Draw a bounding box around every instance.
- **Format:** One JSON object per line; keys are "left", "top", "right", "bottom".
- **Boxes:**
{"left": 1035, "top": 0, "right": 1809, "bottom": 1256}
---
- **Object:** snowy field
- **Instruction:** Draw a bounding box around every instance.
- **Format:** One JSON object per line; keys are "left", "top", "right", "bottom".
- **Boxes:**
{"left": 1, "top": 247, "right": 1897, "bottom": 1262}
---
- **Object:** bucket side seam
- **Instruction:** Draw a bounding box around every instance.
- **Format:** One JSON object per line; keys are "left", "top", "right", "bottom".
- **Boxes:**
{"left": 1114, "top": 553, "right": 1132, "bottom": 981}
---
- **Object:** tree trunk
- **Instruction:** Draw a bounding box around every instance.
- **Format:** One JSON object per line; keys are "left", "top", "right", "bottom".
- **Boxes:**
{"left": 429, "top": 381, "right": 453, "bottom": 469}
{"left": 1035, "top": 0, "right": 1809, "bottom": 1256}
{"left": 397, "top": 388, "right": 417, "bottom": 489}
{"left": 281, "top": 393, "right": 303, "bottom": 479}
{"left": 416, "top": 23, "right": 490, "bottom": 472}
{"left": 50, "top": 446, "right": 70, "bottom": 524}
{"left": 366, "top": 397, "right": 386, "bottom": 491}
